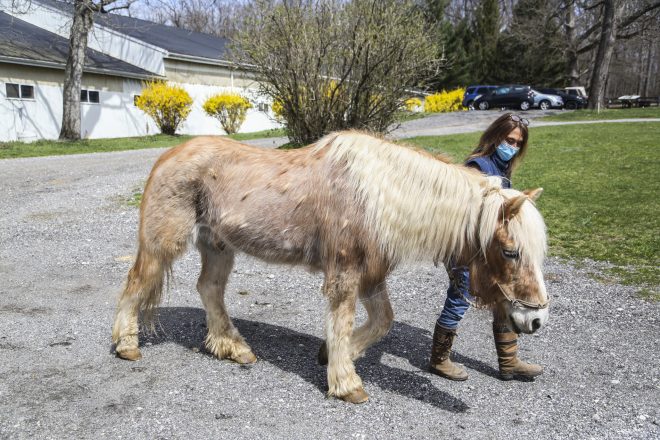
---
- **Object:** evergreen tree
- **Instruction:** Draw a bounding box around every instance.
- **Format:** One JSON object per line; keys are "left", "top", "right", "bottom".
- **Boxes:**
{"left": 432, "top": 19, "right": 474, "bottom": 89}
{"left": 471, "top": 0, "right": 500, "bottom": 83}
{"left": 420, "top": 0, "right": 473, "bottom": 90}
{"left": 493, "top": 0, "right": 567, "bottom": 86}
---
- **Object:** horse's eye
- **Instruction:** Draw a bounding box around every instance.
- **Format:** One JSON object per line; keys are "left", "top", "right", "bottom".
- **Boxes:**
{"left": 502, "top": 248, "right": 520, "bottom": 259}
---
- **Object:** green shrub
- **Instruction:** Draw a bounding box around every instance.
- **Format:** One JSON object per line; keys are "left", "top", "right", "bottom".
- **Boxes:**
{"left": 233, "top": 0, "right": 439, "bottom": 145}
{"left": 135, "top": 81, "right": 193, "bottom": 135}
{"left": 424, "top": 88, "right": 465, "bottom": 113}
{"left": 203, "top": 93, "right": 253, "bottom": 134}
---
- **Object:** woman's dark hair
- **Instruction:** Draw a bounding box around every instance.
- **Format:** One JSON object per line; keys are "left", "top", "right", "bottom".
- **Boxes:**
{"left": 467, "top": 113, "right": 529, "bottom": 177}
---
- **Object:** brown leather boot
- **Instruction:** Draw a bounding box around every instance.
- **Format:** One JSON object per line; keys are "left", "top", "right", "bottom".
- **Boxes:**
{"left": 429, "top": 324, "right": 468, "bottom": 381}
{"left": 493, "top": 323, "right": 543, "bottom": 380}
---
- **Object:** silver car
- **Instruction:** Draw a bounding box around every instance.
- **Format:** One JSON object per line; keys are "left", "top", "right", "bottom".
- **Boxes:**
{"left": 531, "top": 89, "right": 564, "bottom": 110}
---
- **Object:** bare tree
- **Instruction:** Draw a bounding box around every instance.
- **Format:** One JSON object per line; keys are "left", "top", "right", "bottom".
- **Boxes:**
{"left": 59, "top": 0, "right": 135, "bottom": 140}
{"left": 561, "top": 0, "right": 660, "bottom": 108}
{"left": 232, "top": 0, "right": 440, "bottom": 145}
{"left": 586, "top": 0, "right": 624, "bottom": 108}
{"left": 563, "top": 0, "right": 580, "bottom": 86}
{"left": 130, "top": 0, "right": 246, "bottom": 39}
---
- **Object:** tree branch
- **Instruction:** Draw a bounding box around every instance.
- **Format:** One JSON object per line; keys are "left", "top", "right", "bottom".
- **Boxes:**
{"left": 583, "top": 0, "right": 605, "bottom": 11}
{"left": 616, "top": 29, "right": 642, "bottom": 40}
{"left": 618, "top": 1, "right": 660, "bottom": 29}
{"left": 577, "top": 39, "right": 598, "bottom": 54}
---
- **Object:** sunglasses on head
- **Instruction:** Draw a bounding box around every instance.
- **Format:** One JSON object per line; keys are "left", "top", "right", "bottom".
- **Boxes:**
{"left": 509, "top": 114, "right": 529, "bottom": 126}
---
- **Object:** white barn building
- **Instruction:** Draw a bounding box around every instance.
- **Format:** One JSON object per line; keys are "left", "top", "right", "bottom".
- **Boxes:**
{"left": 0, "top": 0, "right": 279, "bottom": 142}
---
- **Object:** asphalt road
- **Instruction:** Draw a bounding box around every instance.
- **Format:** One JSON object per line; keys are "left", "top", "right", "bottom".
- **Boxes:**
{"left": 0, "top": 112, "right": 658, "bottom": 439}
{"left": 245, "top": 108, "right": 660, "bottom": 148}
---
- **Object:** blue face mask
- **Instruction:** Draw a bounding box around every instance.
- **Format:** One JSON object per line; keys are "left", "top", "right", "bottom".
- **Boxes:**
{"left": 495, "top": 142, "right": 518, "bottom": 162}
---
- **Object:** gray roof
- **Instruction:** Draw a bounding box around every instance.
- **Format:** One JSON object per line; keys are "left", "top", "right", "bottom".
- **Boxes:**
{"left": 0, "top": 11, "right": 155, "bottom": 79}
{"left": 96, "top": 13, "right": 229, "bottom": 62}
{"left": 36, "top": 0, "right": 229, "bottom": 62}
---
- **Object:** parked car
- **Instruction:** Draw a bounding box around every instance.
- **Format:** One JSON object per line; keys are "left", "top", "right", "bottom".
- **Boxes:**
{"left": 565, "top": 86, "right": 588, "bottom": 99}
{"left": 607, "top": 95, "right": 660, "bottom": 108}
{"left": 462, "top": 85, "right": 498, "bottom": 109}
{"left": 538, "top": 88, "right": 588, "bottom": 109}
{"left": 531, "top": 89, "right": 564, "bottom": 110}
{"left": 473, "top": 85, "right": 535, "bottom": 111}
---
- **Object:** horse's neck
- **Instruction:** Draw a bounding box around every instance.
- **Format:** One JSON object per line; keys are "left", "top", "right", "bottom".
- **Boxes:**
{"left": 317, "top": 132, "right": 493, "bottom": 264}
{"left": 376, "top": 160, "right": 488, "bottom": 264}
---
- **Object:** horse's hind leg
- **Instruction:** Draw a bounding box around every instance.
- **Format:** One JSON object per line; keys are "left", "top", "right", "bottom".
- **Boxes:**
{"left": 323, "top": 267, "right": 367, "bottom": 403}
{"left": 318, "top": 279, "right": 394, "bottom": 365}
{"left": 113, "top": 248, "right": 168, "bottom": 360}
{"left": 196, "top": 234, "right": 256, "bottom": 364}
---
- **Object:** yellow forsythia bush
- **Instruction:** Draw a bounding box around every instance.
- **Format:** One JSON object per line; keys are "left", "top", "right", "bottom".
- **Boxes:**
{"left": 203, "top": 93, "right": 252, "bottom": 134}
{"left": 424, "top": 88, "right": 466, "bottom": 113}
{"left": 404, "top": 97, "right": 422, "bottom": 111}
{"left": 271, "top": 99, "right": 284, "bottom": 121}
{"left": 271, "top": 81, "right": 340, "bottom": 123}
{"left": 136, "top": 81, "right": 193, "bottom": 135}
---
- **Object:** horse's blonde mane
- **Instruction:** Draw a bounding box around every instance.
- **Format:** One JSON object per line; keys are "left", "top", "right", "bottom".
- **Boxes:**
{"left": 315, "top": 131, "right": 488, "bottom": 263}
{"left": 315, "top": 131, "right": 546, "bottom": 267}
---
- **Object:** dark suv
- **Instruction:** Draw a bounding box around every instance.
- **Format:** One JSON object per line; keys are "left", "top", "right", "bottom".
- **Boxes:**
{"left": 538, "top": 88, "right": 588, "bottom": 109}
{"left": 462, "top": 85, "right": 498, "bottom": 109}
{"left": 473, "top": 85, "right": 535, "bottom": 111}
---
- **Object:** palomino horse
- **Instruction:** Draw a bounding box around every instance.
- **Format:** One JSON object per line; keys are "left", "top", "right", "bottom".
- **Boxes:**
{"left": 112, "top": 131, "right": 549, "bottom": 403}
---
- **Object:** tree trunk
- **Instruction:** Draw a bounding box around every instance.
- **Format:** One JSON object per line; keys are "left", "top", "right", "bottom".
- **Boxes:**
{"left": 59, "top": 1, "right": 95, "bottom": 141}
{"left": 563, "top": 0, "right": 580, "bottom": 86}
{"left": 641, "top": 40, "right": 653, "bottom": 96}
{"left": 587, "top": 0, "right": 624, "bottom": 109}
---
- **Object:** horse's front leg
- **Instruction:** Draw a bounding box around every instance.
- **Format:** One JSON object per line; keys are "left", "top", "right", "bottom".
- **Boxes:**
{"left": 350, "top": 279, "right": 394, "bottom": 360}
{"left": 318, "top": 279, "right": 394, "bottom": 365}
{"left": 323, "top": 268, "right": 368, "bottom": 404}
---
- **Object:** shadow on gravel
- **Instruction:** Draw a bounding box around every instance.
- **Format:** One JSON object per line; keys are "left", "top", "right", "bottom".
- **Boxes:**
{"left": 384, "top": 321, "right": 500, "bottom": 380}
{"left": 143, "top": 307, "right": 469, "bottom": 412}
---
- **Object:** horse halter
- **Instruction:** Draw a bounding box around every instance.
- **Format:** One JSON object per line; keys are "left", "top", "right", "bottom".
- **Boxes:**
{"left": 453, "top": 190, "right": 549, "bottom": 310}
{"left": 457, "top": 251, "right": 550, "bottom": 310}
{"left": 496, "top": 282, "right": 550, "bottom": 310}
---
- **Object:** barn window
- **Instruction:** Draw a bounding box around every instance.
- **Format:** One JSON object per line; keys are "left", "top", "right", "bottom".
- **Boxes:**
{"left": 5, "top": 83, "right": 34, "bottom": 99}
{"left": 6, "top": 83, "right": 19, "bottom": 98}
{"left": 81, "top": 89, "right": 100, "bottom": 103}
{"left": 20, "top": 85, "right": 34, "bottom": 99}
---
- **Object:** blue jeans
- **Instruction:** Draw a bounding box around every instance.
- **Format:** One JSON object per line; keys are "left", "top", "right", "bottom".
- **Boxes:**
{"left": 436, "top": 266, "right": 473, "bottom": 330}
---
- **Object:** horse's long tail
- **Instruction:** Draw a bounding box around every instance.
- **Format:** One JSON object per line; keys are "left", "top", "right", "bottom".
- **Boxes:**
{"left": 112, "top": 145, "right": 202, "bottom": 346}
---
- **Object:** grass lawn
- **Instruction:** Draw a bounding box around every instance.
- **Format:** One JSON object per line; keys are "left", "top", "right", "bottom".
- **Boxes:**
{"left": 405, "top": 122, "right": 660, "bottom": 296}
{"left": 0, "top": 134, "right": 194, "bottom": 159}
{"left": 228, "top": 128, "right": 286, "bottom": 141}
{"left": 541, "top": 107, "right": 660, "bottom": 121}
{"left": 0, "top": 129, "right": 286, "bottom": 159}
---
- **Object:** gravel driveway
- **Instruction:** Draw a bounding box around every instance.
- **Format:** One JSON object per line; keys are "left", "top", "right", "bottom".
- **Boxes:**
{"left": 0, "top": 112, "right": 658, "bottom": 439}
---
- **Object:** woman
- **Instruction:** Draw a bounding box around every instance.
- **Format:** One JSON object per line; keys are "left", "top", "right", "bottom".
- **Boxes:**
{"left": 429, "top": 112, "right": 543, "bottom": 381}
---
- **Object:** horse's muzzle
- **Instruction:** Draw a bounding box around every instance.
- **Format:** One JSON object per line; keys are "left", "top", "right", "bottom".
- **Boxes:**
{"left": 509, "top": 306, "right": 549, "bottom": 334}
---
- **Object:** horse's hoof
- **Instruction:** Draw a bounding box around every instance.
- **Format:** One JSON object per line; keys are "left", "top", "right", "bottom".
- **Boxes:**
{"left": 340, "top": 387, "right": 369, "bottom": 404}
{"left": 233, "top": 351, "right": 257, "bottom": 364}
{"left": 116, "top": 347, "right": 142, "bottom": 361}
{"left": 317, "top": 342, "right": 328, "bottom": 366}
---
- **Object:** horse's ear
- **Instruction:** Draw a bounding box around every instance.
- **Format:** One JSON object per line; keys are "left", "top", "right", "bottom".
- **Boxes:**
{"left": 504, "top": 195, "right": 527, "bottom": 220}
{"left": 523, "top": 187, "right": 543, "bottom": 202}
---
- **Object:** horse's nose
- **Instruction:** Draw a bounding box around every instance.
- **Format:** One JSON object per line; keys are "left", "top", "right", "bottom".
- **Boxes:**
{"left": 531, "top": 318, "right": 541, "bottom": 332}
